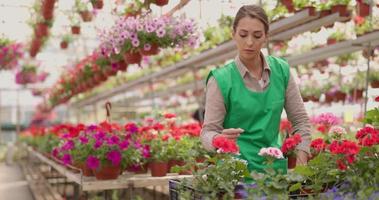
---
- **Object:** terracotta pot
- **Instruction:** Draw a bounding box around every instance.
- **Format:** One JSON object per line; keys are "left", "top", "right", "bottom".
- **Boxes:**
{"left": 302, "top": 6, "right": 316, "bottom": 16}
{"left": 127, "top": 163, "right": 148, "bottom": 174}
{"left": 71, "top": 26, "right": 81, "bottom": 35}
{"left": 327, "top": 38, "right": 336, "bottom": 45}
{"left": 350, "top": 89, "right": 363, "bottom": 100}
{"left": 94, "top": 73, "right": 107, "bottom": 83}
{"left": 280, "top": 0, "right": 294, "bottom": 12}
{"left": 167, "top": 160, "right": 178, "bottom": 173}
{"left": 320, "top": 9, "right": 331, "bottom": 18}
{"left": 302, "top": 96, "right": 309, "bottom": 102}
{"left": 125, "top": 11, "right": 141, "bottom": 18}
{"left": 60, "top": 41, "right": 68, "bottom": 49}
{"left": 43, "top": 0, "right": 55, "bottom": 10}
{"left": 80, "top": 11, "right": 93, "bottom": 22}
{"left": 91, "top": 0, "right": 104, "bottom": 9}
{"left": 371, "top": 80, "right": 379, "bottom": 88}
{"left": 140, "top": 43, "right": 160, "bottom": 56}
{"left": 325, "top": 93, "right": 334, "bottom": 103}
{"left": 288, "top": 156, "right": 296, "bottom": 169}
{"left": 331, "top": 4, "right": 349, "bottom": 17}
{"left": 75, "top": 162, "right": 94, "bottom": 177}
{"left": 117, "top": 60, "right": 128, "bottom": 71}
{"left": 30, "top": 39, "right": 42, "bottom": 57}
{"left": 93, "top": 164, "right": 121, "bottom": 180}
{"left": 357, "top": 2, "right": 370, "bottom": 17}
{"left": 335, "top": 91, "right": 347, "bottom": 102}
{"left": 310, "top": 95, "right": 319, "bottom": 102}
{"left": 150, "top": 161, "right": 168, "bottom": 177}
{"left": 154, "top": 0, "right": 169, "bottom": 6}
{"left": 123, "top": 51, "right": 142, "bottom": 64}
{"left": 35, "top": 23, "right": 49, "bottom": 37}
{"left": 105, "top": 67, "right": 117, "bottom": 76}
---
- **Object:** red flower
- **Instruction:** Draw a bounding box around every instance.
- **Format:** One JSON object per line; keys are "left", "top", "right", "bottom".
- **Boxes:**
{"left": 212, "top": 136, "right": 239, "bottom": 154}
{"left": 356, "top": 126, "right": 379, "bottom": 147}
{"left": 281, "top": 133, "right": 302, "bottom": 155}
{"left": 164, "top": 113, "right": 176, "bottom": 119}
{"left": 280, "top": 119, "right": 292, "bottom": 133}
{"left": 310, "top": 138, "right": 327, "bottom": 153}
{"left": 354, "top": 16, "right": 365, "bottom": 25}
{"left": 153, "top": 123, "right": 165, "bottom": 131}
{"left": 375, "top": 96, "right": 379, "bottom": 102}
{"left": 317, "top": 124, "right": 328, "bottom": 134}
{"left": 162, "top": 134, "right": 170, "bottom": 141}
{"left": 337, "top": 159, "right": 347, "bottom": 170}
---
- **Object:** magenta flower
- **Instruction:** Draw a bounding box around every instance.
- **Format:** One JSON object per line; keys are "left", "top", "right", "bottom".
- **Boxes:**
{"left": 143, "top": 43, "right": 151, "bottom": 51}
{"left": 125, "top": 122, "right": 139, "bottom": 134}
{"left": 79, "top": 136, "right": 89, "bottom": 144}
{"left": 94, "top": 131, "right": 106, "bottom": 141}
{"left": 119, "top": 140, "right": 129, "bottom": 150}
{"left": 61, "top": 140, "right": 74, "bottom": 151}
{"left": 142, "top": 145, "right": 150, "bottom": 158}
{"left": 106, "top": 150, "right": 122, "bottom": 166}
{"left": 52, "top": 147, "right": 59, "bottom": 158}
{"left": 86, "top": 156, "right": 100, "bottom": 170}
{"left": 107, "top": 135, "right": 120, "bottom": 145}
{"left": 94, "top": 140, "right": 103, "bottom": 149}
{"left": 61, "top": 154, "right": 72, "bottom": 166}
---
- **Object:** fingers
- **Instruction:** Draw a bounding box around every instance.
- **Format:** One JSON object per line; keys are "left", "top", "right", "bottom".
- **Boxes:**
{"left": 221, "top": 128, "right": 244, "bottom": 139}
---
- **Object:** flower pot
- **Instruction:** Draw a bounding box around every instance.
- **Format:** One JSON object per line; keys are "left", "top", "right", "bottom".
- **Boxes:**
{"left": 327, "top": 38, "right": 336, "bottom": 45}
{"left": 196, "top": 157, "right": 206, "bottom": 163}
{"left": 300, "top": 6, "right": 316, "bottom": 16}
{"left": 79, "top": 11, "right": 93, "bottom": 22}
{"left": 127, "top": 163, "right": 148, "bottom": 174}
{"left": 154, "top": 0, "right": 169, "bottom": 6}
{"left": 350, "top": 89, "right": 363, "bottom": 100}
{"left": 30, "top": 39, "right": 42, "bottom": 57}
{"left": 280, "top": 0, "right": 294, "bottom": 12}
{"left": 125, "top": 11, "right": 141, "bottom": 18}
{"left": 331, "top": 4, "right": 349, "bottom": 17}
{"left": 117, "top": 60, "right": 128, "bottom": 71}
{"left": 371, "top": 80, "right": 379, "bottom": 88}
{"left": 150, "top": 161, "right": 168, "bottom": 177}
{"left": 288, "top": 156, "right": 296, "bottom": 169}
{"left": 43, "top": 0, "right": 55, "bottom": 11}
{"left": 325, "top": 93, "right": 334, "bottom": 103}
{"left": 75, "top": 162, "right": 94, "bottom": 177}
{"left": 176, "top": 161, "right": 192, "bottom": 175}
{"left": 60, "top": 41, "right": 68, "bottom": 49}
{"left": 91, "top": 0, "right": 103, "bottom": 9}
{"left": 93, "top": 164, "right": 121, "bottom": 180}
{"left": 310, "top": 95, "right": 319, "bottom": 102}
{"left": 35, "top": 23, "right": 49, "bottom": 37}
{"left": 140, "top": 44, "right": 160, "bottom": 56}
{"left": 335, "top": 91, "right": 346, "bottom": 102}
{"left": 71, "top": 26, "right": 81, "bottom": 35}
{"left": 302, "top": 96, "right": 309, "bottom": 102}
{"left": 42, "top": 8, "right": 54, "bottom": 20}
{"left": 320, "top": 9, "right": 331, "bottom": 18}
{"left": 356, "top": 2, "right": 370, "bottom": 17}
{"left": 123, "top": 51, "right": 142, "bottom": 65}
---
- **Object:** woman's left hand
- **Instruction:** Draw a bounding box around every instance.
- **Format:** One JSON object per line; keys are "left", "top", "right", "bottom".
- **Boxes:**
{"left": 296, "top": 150, "right": 308, "bottom": 166}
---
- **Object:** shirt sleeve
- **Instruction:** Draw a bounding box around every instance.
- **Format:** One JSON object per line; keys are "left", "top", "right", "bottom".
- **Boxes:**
{"left": 200, "top": 76, "right": 226, "bottom": 151}
{"left": 284, "top": 73, "right": 312, "bottom": 154}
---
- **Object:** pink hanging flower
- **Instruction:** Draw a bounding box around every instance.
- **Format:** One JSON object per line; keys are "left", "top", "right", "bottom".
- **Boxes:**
{"left": 86, "top": 156, "right": 100, "bottom": 170}
{"left": 61, "top": 154, "right": 72, "bottom": 166}
{"left": 106, "top": 150, "right": 122, "bottom": 166}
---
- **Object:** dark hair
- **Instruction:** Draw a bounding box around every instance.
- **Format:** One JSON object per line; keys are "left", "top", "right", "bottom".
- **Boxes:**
{"left": 233, "top": 5, "right": 269, "bottom": 34}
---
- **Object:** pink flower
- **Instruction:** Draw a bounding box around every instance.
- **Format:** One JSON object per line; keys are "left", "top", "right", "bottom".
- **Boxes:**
{"left": 106, "top": 150, "right": 122, "bottom": 166}
{"left": 107, "top": 135, "right": 120, "bottom": 145}
{"left": 143, "top": 43, "right": 151, "bottom": 51}
{"left": 93, "top": 140, "right": 103, "bottom": 149}
{"left": 156, "top": 29, "right": 166, "bottom": 38}
{"left": 131, "top": 39, "right": 140, "bottom": 47}
{"left": 61, "top": 154, "right": 72, "bottom": 166}
{"left": 258, "top": 147, "right": 284, "bottom": 159}
{"left": 61, "top": 140, "right": 74, "bottom": 151}
{"left": 52, "top": 148, "right": 59, "bottom": 158}
{"left": 329, "top": 126, "right": 347, "bottom": 136}
{"left": 86, "top": 156, "right": 100, "bottom": 170}
{"left": 119, "top": 140, "right": 129, "bottom": 150}
{"left": 79, "top": 136, "right": 89, "bottom": 144}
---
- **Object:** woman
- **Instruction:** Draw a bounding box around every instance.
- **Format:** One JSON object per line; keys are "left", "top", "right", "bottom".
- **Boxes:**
{"left": 200, "top": 5, "right": 311, "bottom": 176}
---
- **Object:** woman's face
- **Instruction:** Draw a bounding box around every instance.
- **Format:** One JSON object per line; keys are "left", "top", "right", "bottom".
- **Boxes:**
{"left": 232, "top": 17, "right": 267, "bottom": 61}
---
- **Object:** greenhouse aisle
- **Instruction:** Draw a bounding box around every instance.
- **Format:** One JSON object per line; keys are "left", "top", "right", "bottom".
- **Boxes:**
{"left": 0, "top": 163, "right": 33, "bottom": 200}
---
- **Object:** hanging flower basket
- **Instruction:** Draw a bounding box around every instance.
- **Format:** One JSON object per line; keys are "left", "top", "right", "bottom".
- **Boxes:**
{"left": 280, "top": 0, "right": 294, "bottom": 12}
{"left": 331, "top": 4, "right": 349, "bottom": 17}
{"left": 35, "top": 23, "right": 49, "bottom": 37}
{"left": 140, "top": 43, "right": 160, "bottom": 56}
{"left": 153, "top": 0, "right": 169, "bottom": 6}
{"left": 42, "top": 7, "right": 54, "bottom": 21}
{"left": 79, "top": 11, "right": 93, "bottom": 22}
{"left": 371, "top": 80, "right": 379, "bottom": 88}
{"left": 150, "top": 161, "right": 168, "bottom": 177}
{"left": 93, "top": 164, "right": 121, "bottom": 180}
{"left": 123, "top": 51, "right": 142, "bottom": 65}
{"left": 356, "top": 2, "right": 370, "bottom": 17}
{"left": 71, "top": 26, "right": 81, "bottom": 35}
{"left": 30, "top": 38, "right": 42, "bottom": 57}
{"left": 60, "top": 41, "right": 68, "bottom": 49}
{"left": 117, "top": 60, "right": 128, "bottom": 71}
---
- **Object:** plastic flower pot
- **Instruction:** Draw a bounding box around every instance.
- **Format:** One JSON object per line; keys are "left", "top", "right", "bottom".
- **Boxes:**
{"left": 127, "top": 163, "right": 149, "bottom": 174}
{"left": 154, "top": 0, "right": 169, "bottom": 6}
{"left": 140, "top": 44, "right": 160, "bottom": 56}
{"left": 320, "top": 9, "right": 331, "bottom": 18}
{"left": 60, "top": 41, "right": 68, "bottom": 49}
{"left": 176, "top": 161, "right": 192, "bottom": 175}
{"left": 280, "top": 0, "right": 294, "bottom": 12}
{"left": 371, "top": 80, "right": 379, "bottom": 88}
{"left": 123, "top": 51, "right": 142, "bottom": 65}
{"left": 80, "top": 11, "right": 93, "bottom": 22}
{"left": 288, "top": 155, "right": 296, "bottom": 169}
{"left": 71, "top": 26, "right": 81, "bottom": 35}
{"left": 356, "top": 2, "right": 370, "bottom": 17}
{"left": 93, "top": 164, "right": 121, "bottom": 180}
{"left": 150, "top": 161, "right": 168, "bottom": 177}
{"left": 331, "top": 4, "right": 349, "bottom": 17}
{"left": 91, "top": 0, "right": 104, "bottom": 9}
{"left": 327, "top": 38, "right": 337, "bottom": 45}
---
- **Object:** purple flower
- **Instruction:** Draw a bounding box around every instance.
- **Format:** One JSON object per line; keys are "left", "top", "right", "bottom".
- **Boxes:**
{"left": 79, "top": 136, "right": 89, "bottom": 144}
{"left": 119, "top": 140, "right": 129, "bottom": 150}
{"left": 131, "top": 39, "right": 140, "bottom": 47}
{"left": 106, "top": 150, "right": 122, "bottom": 166}
{"left": 61, "top": 140, "right": 74, "bottom": 151}
{"left": 52, "top": 148, "right": 59, "bottom": 158}
{"left": 107, "top": 135, "right": 120, "bottom": 145}
{"left": 61, "top": 154, "right": 72, "bottom": 166}
{"left": 156, "top": 29, "right": 166, "bottom": 38}
{"left": 143, "top": 43, "right": 151, "bottom": 51}
{"left": 94, "top": 140, "right": 103, "bottom": 149}
{"left": 125, "top": 123, "right": 139, "bottom": 134}
{"left": 87, "top": 124, "right": 98, "bottom": 131}
{"left": 86, "top": 156, "right": 100, "bottom": 170}
{"left": 134, "top": 141, "right": 142, "bottom": 149}
{"left": 94, "top": 131, "right": 106, "bottom": 141}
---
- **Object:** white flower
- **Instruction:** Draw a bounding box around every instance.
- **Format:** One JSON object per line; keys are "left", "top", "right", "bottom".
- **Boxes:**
{"left": 329, "top": 126, "right": 347, "bottom": 136}
{"left": 202, "top": 174, "right": 207, "bottom": 181}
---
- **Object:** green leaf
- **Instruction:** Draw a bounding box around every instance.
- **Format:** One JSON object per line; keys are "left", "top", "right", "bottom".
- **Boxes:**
{"left": 289, "top": 183, "right": 302, "bottom": 192}
{"left": 294, "top": 165, "right": 314, "bottom": 177}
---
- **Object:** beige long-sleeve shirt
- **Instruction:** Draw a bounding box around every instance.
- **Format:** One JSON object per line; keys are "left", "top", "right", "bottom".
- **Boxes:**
{"left": 200, "top": 54, "right": 311, "bottom": 154}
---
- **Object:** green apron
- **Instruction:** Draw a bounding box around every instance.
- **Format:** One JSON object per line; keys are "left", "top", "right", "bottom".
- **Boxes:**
{"left": 206, "top": 56, "right": 290, "bottom": 182}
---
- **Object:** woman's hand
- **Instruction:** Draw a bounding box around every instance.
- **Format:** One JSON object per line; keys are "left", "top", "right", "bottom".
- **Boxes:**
{"left": 296, "top": 150, "right": 308, "bottom": 166}
{"left": 214, "top": 128, "right": 244, "bottom": 141}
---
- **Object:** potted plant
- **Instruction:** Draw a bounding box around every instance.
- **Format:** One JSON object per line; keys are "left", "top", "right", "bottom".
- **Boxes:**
{"left": 281, "top": 133, "right": 302, "bottom": 169}
{"left": 70, "top": 15, "right": 81, "bottom": 35}
{"left": 123, "top": 0, "right": 144, "bottom": 18}
{"left": 369, "top": 70, "right": 379, "bottom": 88}
{"left": 41, "top": 0, "right": 56, "bottom": 20}
{"left": 148, "top": 134, "right": 170, "bottom": 177}
{"left": 327, "top": 30, "right": 347, "bottom": 45}
{"left": 34, "top": 19, "right": 53, "bottom": 38}
{"left": 75, "top": 0, "right": 93, "bottom": 22}
{"left": 335, "top": 53, "right": 356, "bottom": 66}
{"left": 0, "top": 38, "right": 23, "bottom": 70}
{"left": 355, "top": 17, "right": 373, "bottom": 36}
{"left": 60, "top": 34, "right": 73, "bottom": 49}
{"left": 316, "top": 0, "right": 332, "bottom": 17}
{"left": 356, "top": 0, "right": 370, "bottom": 17}
{"left": 293, "top": 0, "right": 316, "bottom": 15}
{"left": 280, "top": 0, "right": 295, "bottom": 12}
{"left": 329, "top": 0, "right": 351, "bottom": 17}
{"left": 90, "top": 0, "right": 103, "bottom": 9}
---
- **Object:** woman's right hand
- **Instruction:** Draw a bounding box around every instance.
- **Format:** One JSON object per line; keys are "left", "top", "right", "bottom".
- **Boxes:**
{"left": 214, "top": 128, "right": 244, "bottom": 141}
